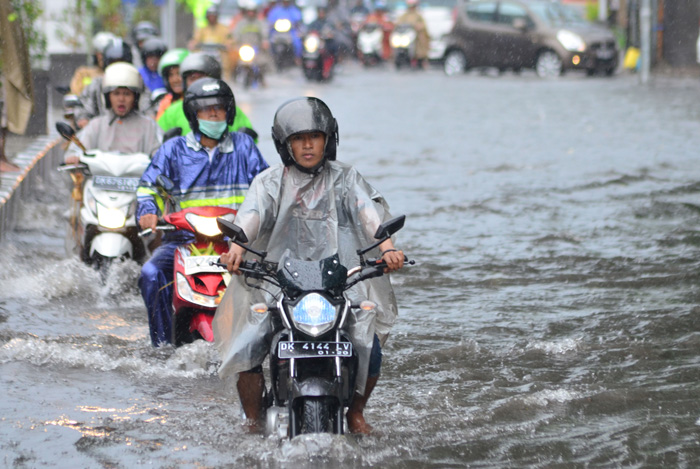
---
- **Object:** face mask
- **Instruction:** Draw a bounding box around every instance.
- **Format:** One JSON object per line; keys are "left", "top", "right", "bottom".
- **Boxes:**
{"left": 198, "top": 119, "right": 227, "bottom": 140}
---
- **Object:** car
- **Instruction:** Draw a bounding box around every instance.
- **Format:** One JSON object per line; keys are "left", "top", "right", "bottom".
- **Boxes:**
{"left": 442, "top": 0, "right": 619, "bottom": 77}
{"left": 390, "top": 0, "right": 458, "bottom": 61}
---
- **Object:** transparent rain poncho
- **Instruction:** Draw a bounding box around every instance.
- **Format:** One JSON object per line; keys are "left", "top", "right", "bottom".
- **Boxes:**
{"left": 213, "top": 160, "right": 399, "bottom": 394}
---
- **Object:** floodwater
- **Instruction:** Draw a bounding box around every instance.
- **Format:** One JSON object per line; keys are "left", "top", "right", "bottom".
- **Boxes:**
{"left": 2, "top": 64, "right": 700, "bottom": 467}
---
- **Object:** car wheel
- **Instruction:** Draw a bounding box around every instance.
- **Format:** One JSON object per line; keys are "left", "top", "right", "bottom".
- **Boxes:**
{"left": 535, "top": 50, "right": 563, "bottom": 78}
{"left": 444, "top": 50, "right": 467, "bottom": 76}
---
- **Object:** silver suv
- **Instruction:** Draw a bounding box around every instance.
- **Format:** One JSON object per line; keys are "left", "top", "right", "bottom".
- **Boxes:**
{"left": 443, "top": 0, "right": 619, "bottom": 77}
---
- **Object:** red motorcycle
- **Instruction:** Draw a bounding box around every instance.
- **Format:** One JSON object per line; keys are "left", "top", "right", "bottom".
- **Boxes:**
{"left": 165, "top": 206, "right": 236, "bottom": 346}
{"left": 301, "top": 26, "right": 336, "bottom": 82}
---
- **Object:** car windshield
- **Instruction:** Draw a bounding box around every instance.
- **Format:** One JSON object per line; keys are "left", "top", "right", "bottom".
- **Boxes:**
{"left": 528, "top": 2, "right": 587, "bottom": 27}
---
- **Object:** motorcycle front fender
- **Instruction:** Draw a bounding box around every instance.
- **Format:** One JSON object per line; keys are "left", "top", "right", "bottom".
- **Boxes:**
{"left": 292, "top": 376, "right": 340, "bottom": 399}
{"left": 89, "top": 232, "right": 133, "bottom": 259}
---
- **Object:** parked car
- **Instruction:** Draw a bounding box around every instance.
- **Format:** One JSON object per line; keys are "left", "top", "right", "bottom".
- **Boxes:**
{"left": 442, "top": 0, "right": 619, "bottom": 77}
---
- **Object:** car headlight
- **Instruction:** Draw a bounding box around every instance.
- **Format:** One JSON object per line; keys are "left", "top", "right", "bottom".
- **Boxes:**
{"left": 291, "top": 293, "right": 339, "bottom": 337}
{"left": 176, "top": 272, "right": 220, "bottom": 308}
{"left": 185, "top": 212, "right": 221, "bottom": 237}
{"left": 304, "top": 35, "right": 320, "bottom": 53}
{"left": 96, "top": 204, "right": 127, "bottom": 229}
{"left": 239, "top": 45, "right": 256, "bottom": 62}
{"left": 557, "top": 29, "right": 586, "bottom": 52}
{"left": 275, "top": 19, "right": 292, "bottom": 33}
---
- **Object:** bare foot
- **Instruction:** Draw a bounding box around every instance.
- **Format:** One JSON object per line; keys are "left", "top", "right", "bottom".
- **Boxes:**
{"left": 242, "top": 418, "right": 263, "bottom": 434}
{"left": 0, "top": 159, "right": 20, "bottom": 172}
{"left": 346, "top": 410, "right": 373, "bottom": 435}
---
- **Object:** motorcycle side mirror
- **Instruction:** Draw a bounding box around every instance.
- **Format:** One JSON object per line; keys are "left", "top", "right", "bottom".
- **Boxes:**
{"left": 373, "top": 215, "right": 406, "bottom": 240}
{"left": 217, "top": 218, "right": 249, "bottom": 243}
{"left": 155, "top": 174, "right": 175, "bottom": 194}
{"left": 56, "top": 122, "right": 88, "bottom": 153}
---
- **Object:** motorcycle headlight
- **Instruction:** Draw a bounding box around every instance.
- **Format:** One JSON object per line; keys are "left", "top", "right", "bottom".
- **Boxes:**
{"left": 557, "top": 29, "right": 586, "bottom": 52}
{"left": 275, "top": 19, "right": 292, "bottom": 33}
{"left": 291, "top": 293, "right": 339, "bottom": 337}
{"left": 184, "top": 212, "right": 221, "bottom": 237}
{"left": 391, "top": 34, "right": 408, "bottom": 48}
{"left": 176, "top": 272, "right": 220, "bottom": 308}
{"left": 96, "top": 204, "right": 127, "bottom": 229}
{"left": 239, "top": 45, "right": 256, "bottom": 62}
{"left": 304, "top": 35, "right": 320, "bottom": 53}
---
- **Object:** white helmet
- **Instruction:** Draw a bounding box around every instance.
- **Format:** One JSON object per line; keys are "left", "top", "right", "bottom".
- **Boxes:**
{"left": 92, "top": 31, "right": 117, "bottom": 53}
{"left": 103, "top": 62, "right": 144, "bottom": 109}
{"left": 238, "top": 0, "right": 259, "bottom": 10}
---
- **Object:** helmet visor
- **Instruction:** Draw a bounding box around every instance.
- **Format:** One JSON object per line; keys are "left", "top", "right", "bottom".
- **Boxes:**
{"left": 188, "top": 96, "right": 229, "bottom": 113}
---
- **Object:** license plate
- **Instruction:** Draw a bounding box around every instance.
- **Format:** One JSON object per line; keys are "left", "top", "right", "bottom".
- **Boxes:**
{"left": 184, "top": 255, "right": 227, "bottom": 275}
{"left": 278, "top": 341, "right": 352, "bottom": 359}
{"left": 93, "top": 175, "right": 140, "bottom": 192}
{"left": 305, "top": 60, "right": 318, "bottom": 67}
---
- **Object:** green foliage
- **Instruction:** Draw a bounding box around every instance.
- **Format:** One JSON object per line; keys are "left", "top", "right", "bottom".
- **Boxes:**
{"left": 132, "top": 0, "right": 160, "bottom": 25}
{"left": 96, "top": 0, "right": 127, "bottom": 37}
{"left": 5, "top": 0, "right": 48, "bottom": 66}
{"left": 584, "top": 1, "right": 599, "bottom": 22}
{"left": 53, "top": 0, "right": 90, "bottom": 52}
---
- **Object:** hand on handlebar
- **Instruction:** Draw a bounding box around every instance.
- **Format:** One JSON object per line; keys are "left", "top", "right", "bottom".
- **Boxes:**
{"left": 221, "top": 243, "right": 245, "bottom": 275}
{"left": 139, "top": 213, "right": 158, "bottom": 232}
{"left": 381, "top": 249, "right": 405, "bottom": 273}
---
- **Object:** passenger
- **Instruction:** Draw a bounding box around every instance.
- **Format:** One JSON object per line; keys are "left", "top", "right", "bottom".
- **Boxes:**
{"left": 65, "top": 62, "right": 162, "bottom": 164}
{"left": 137, "top": 78, "right": 268, "bottom": 347}
{"left": 157, "top": 52, "right": 257, "bottom": 140}
{"left": 138, "top": 37, "right": 168, "bottom": 92}
{"left": 69, "top": 31, "right": 117, "bottom": 96}
{"left": 155, "top": 48, "right": 189, "bottom": 120}
{"left": 214, "top": 97, "right": 405, "bottom": 434}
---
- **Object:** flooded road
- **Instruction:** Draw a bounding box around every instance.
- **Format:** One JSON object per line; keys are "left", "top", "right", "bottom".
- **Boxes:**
{"left": 2, "top": 65, "right": 700, "bottom": 467}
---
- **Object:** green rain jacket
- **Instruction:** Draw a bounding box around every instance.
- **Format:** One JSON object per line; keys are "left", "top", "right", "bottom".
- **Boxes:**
{"left": 157, "top": 99, "right": 256, "bottom": 139}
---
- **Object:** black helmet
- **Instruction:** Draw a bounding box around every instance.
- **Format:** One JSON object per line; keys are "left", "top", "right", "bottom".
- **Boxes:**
{"left": 132, "top": 21, "right": 159, "bottom": 44}
{"left": 103, "top": 39, "right": 134, "bottom": 67}
{"left": 183, "top": 78, "right": 236, "bottom": 136}
{"left": 140, "top": 37, "right": 168, "bottom": 64}
{"left": 271, "top": 97, "right": 339, "bottom": 169}
{"left": 179, "top": 52, "right": 222, "bottom": 91}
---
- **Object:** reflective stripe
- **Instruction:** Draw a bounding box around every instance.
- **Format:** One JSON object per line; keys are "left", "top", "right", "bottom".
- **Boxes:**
{"left": 180, "top": 195, "right": 246, "bottom": 208}
{"left": 137, "top": 187, "right": 165, "bottom": 214}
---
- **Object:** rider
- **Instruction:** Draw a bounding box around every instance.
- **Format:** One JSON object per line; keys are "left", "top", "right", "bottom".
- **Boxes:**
{"left": 76, "top": 38, "right": 142, "bottom": 129}
{"left": 157, "top": 52, "right": 257, "bottom": 139}
{"left": 155, "top": 48, "right": 189, "bottom": 120}
{"left": 396, "top": 0, "right": 430, "bottom": 68}
{"left": 267, "top": 0, "right": 303, "bottom": 60}
{"left": 138, "top": 36, "right": 168, "bottom": 92}
{"left": 363, "top": 1, "right": 394, "bottom": 61}
{"left": 132, "top": 21, "right": 159, "bottom": 51}
{"left": 64, "top": 62, "right": 162, "bottom": 164}
{"left": 188, "top": 6, "right": 235, "bottom": 80}
{"left": 233, "top": 0, "right": 272, "bottom": 84}
{"left": 137, "top": 78, "right": 269, "bottom": 347}
{"left": 214, "top": 97, "right": 405, "bottom": 434}
{"left": 69, "top": 31, "right": 117, "bottom": 96}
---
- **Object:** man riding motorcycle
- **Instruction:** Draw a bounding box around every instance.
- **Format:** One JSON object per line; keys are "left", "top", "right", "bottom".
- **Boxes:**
{"left": 137, "top": 78, "right": 268, "bottom": 347}
{"left": 69, "top": 31, "right": 118, "bottom": 96}
{"left": 157, "top": 52, "right": 257, "bottom": 139}
{"left": 155, "top": 48, "right": 189, "bottom": 120}
{"left": 138, "top": 36, "right": 168, "bottom": 92}
{"left": 233, "top": 0, "right": 272, "bottom": 84}
{"left": 267, "top": 0, "right": 304, "bottom": 62}
{"left": 189, "top": 6, "right": 235, "bottom": 80}
{"left": 214, "top": 97, "right": 405, "bottom": 434}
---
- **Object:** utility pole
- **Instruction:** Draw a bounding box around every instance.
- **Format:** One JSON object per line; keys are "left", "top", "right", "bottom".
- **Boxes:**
{"left": 639, "top": 0, "right": 651, "bottom": 83}
{"left": 160, "top": 0, "right": 178, "bottom": 49}
{"left": 599, "top": 0, "right": 608, "bottom": 22}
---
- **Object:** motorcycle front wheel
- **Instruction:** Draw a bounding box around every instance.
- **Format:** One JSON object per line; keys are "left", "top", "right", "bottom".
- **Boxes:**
{"left": 298, "top": 397, "right": 337, "bottom": 434}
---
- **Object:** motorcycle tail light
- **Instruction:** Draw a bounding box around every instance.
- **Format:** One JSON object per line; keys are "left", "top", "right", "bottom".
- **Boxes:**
{"left": 239, "top": 45, "right": 256, "bottom": 62}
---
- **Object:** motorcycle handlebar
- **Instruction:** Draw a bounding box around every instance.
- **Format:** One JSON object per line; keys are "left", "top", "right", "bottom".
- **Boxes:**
{"left": 138, "top": 224, "right": 176, "bottom": 237}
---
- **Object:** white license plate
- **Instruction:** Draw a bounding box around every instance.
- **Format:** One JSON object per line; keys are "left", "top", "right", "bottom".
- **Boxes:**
{"left": 93, "top": 176, "right": 140, "bottom": 192}
{"left": 278, "top": 341, "right": 352, "bottom": 359}
{"left": 184, "top": 255, "right": 226, "bottom": 275}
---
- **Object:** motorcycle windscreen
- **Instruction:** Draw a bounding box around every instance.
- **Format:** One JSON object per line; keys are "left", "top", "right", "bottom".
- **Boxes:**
{"left": 276, "top": 250, "right": 348, "bottom": 296}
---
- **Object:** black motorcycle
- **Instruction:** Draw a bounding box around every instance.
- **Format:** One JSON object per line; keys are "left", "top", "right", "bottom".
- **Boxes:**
{"left": 216, "top": 215, "right": 412, "bottom": 437}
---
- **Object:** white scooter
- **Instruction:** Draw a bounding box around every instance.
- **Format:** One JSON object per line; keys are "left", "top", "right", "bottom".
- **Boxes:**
{"left": 56, "top": 122, "right": 150, "bottom": 272}
{"left": 357, "top": 23, "right": 384, "bottom": 66}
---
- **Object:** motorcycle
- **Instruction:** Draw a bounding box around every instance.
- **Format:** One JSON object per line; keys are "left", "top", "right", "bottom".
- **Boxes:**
{"left": 270, "top": 18, "right": 298, "bottom": 71}
{"left": 216, "top": 215, "right": 413, "bottom": 437}
{"left": 357, "top": 23, "right": 384, "bottom": 66}
{"left": 236, "top": 44, "right": 265, "bottom": 89}
{"left": 390, "top": 23, "right": 417, "bottom": 69}
{"left": 55, "top": 85, "right": 83, "bottom": 130}
{"left": 55, "top": 122, "right": 150, "bottom": 273}
{"left": 141, "top": 175, "right": 236, "bottom": 347}
{"left": 302, "top": 26, "right": 335, "bottom": 82}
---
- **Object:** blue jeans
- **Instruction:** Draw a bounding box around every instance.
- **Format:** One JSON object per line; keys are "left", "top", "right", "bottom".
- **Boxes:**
{"left": 139, "top": 242, "right": 178, "bottom": 346}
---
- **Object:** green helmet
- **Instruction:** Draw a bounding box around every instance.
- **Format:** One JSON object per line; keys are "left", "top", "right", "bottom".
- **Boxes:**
{"left": 158, "top": 48, "right": 190, "bottom": 93}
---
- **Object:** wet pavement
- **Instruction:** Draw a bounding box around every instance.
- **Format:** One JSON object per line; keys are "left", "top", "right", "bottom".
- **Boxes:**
{"left": 2, "top": 63, "right": 700, "bottom": 467}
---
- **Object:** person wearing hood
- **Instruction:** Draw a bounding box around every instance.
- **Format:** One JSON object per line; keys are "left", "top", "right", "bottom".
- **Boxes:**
{"left": 64, "top": 62, "right": 162, "bottom": 164}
